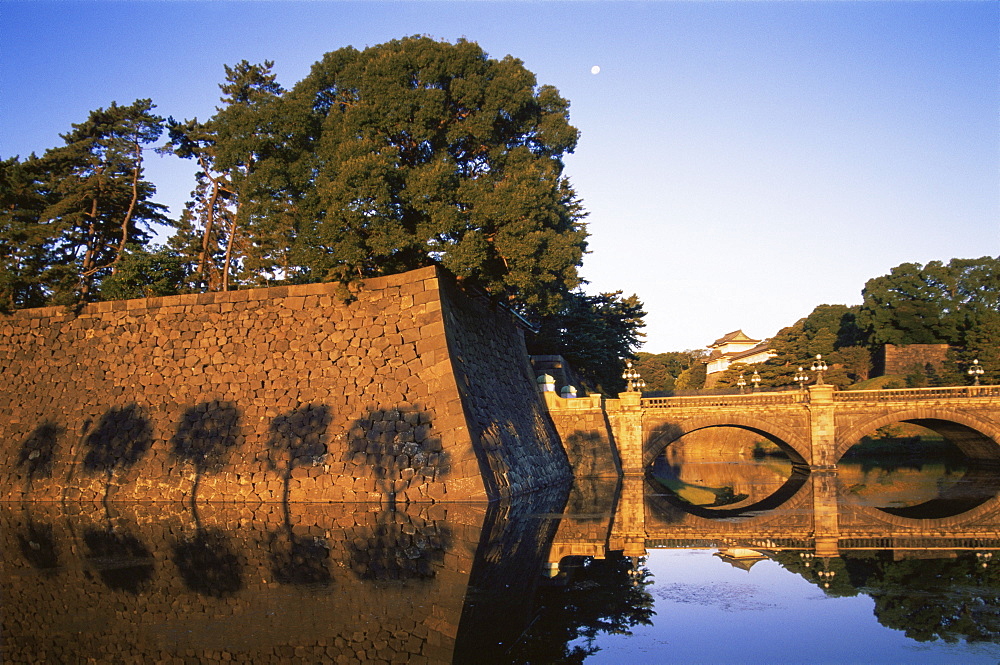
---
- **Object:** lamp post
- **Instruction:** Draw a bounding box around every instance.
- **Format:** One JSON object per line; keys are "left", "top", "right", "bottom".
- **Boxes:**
{"left": 794, "top": 366, "right": 810, "bottom": 392}
{"left": 622, "top": 360, "right": 645, "bottom": 393}
{"left": 977, "top": 551, "right": 993, "bottom": 568}
{"left": 968, "top": 359, "right": 984, "bottom": 387}
{"left": 736, "top": 373, "right": 747, "bottom": 394}
{"left": 811, "top": 354, "right": 828, "bottom": 386}
{"left": 751, "top": 369, "right": 761, "bottom": 393}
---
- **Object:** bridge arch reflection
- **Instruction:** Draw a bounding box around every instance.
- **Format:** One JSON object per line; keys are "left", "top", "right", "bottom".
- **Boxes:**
{"left": 645, "top": 466, "right": 811, "bottom": 521}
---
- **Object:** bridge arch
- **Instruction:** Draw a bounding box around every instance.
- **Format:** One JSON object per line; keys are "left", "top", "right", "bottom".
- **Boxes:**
{"left": 834, "top": 407, "right": 1000, "bottom": 463}
{"left": 642, "top": 414, "right": 811, "bottom": 469}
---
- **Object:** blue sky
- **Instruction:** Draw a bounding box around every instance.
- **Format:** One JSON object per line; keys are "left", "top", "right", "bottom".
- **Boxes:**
{"left": 2, "top": 1, "right": 997, "bottom": 352}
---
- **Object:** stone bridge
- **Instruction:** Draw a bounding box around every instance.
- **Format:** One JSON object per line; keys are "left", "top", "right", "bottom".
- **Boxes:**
{"left": 544, "top": 384, "right": 1000, "bottom": 475}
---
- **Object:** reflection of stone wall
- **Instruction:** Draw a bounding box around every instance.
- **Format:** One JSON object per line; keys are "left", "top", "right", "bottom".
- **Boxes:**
{"left": 1, "top": 502, "right": 482, "bottom": 664}
{"left": 0, "top": 266, "right": 567, "bottom": 502}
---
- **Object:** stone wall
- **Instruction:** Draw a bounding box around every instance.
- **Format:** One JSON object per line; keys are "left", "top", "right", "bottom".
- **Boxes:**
{"left": 542, "top": 393, "right": 621, "bottom": 478}
{"left": 876, "top": 343, "right": 952, "bottom": 377}
{"left": 0, "top": 266, "right": 568, "bottom": 503}
{"left": 439, "top": 278, "right": 569, "bottom": 499}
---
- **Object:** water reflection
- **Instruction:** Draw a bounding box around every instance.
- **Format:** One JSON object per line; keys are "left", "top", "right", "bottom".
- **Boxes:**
{"left": 82, "top": 526, "right": 156, "bottom": 594}
{"left": 6, "top": 454, "right": 1000, "bottom": 663}
{"left": 173, "top": 528, "right": 244, "bottom": 598}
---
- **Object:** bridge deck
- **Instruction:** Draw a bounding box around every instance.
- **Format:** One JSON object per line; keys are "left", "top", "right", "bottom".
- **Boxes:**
{"left": 641, "top": 385, "right": 1000, "bottom": 409}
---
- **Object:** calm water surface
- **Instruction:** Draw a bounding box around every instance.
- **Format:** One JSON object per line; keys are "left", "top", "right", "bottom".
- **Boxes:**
{"left": 5, "top": 453, "right": 1000, "bottom": 664}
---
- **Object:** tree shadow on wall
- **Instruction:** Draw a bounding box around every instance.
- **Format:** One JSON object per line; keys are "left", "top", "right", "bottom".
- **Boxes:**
{"left": 172, "top": 528, "right": 244, "bottom": 598}
{"left": 564, "top": 430, "right": 619, "bottom": 478}
{"left": 345, "top": 405, "right": 448, "bottom": 504}
{"left": 82, "top": 527, "right": 155, "bottom": 594}
{"left": 17, "top": 420, "right": 63, "bottom": 485}
{"left": 170, "top": 401, "right": 241, "bottom": 505}
{"left": 344, "top": 509, "right": 451, "bottom": 582}
{"left": 17, "top": 520, "right": 60, "bottom": 576}
{"left": 82, "top": 404, "right": 153, "bottom": 505}
{"left": 266, "top": 404, "right": 332, "bottom": 503}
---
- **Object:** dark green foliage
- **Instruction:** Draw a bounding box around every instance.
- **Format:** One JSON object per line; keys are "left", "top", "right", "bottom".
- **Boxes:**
{"left": 508, "top": 553, "right": 655, "bottom": 664}
{"left": 162, "top": 61, "right": 289, "bottom": 292}
{"left": 4, "top": 39, "right": 594, "bottom": 326}
{"left": 98, "top": 245, "right": 185, "bottom": 300}
{"left": 527, "top": 290, "right": 646, "bottom": 394}
{"left": 0, "top": 155, "right": 52, "bottom": 310}
{"left": 715, "top": 304, "right": 865, "bottom": 389}
{"left": 776, "top": 551, "right": 1000, "bottom": 643}
{"left": 634, "top": 351, "right": 706, "bottom": 393}
{"left": 282, "top": 37, "right": 587, "bottom": 313}
{"left": 674, "top": 361, "right": 707, "bottom": 390}
{"left": 39, "top": 99, "right": 170, "bottom": 302}
{"left": 1, "top": 100, "right": 170, "bottom": 306}
{"left": 858, "top": 257, "right": 1000, "bottom": 384}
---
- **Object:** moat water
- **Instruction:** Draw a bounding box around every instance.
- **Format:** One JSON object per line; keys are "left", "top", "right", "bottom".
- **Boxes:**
{"left": 5, "top": 449, "right": 1000, "bottom": 663}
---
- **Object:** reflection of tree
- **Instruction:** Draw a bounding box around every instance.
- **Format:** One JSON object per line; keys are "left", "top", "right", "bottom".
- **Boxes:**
{"left": 771, "top": 552, "right": 856, "bottom": 598}
{"left": 17, "top": 520, "right": 59, "bottom": 575}
{"left": 172, "top": 528, "right": 243, "bottom": 598}
{"left": 170, "top": 401, "right": 240, "bottom": 503}
{"left": 268, "top": 530, "right": 332, "bottom": 588}
{"left": 775, "top": 550, "right": 1000, "bottom": 643}
{"left": 510, "top": 553, "right": 655, "bottom": 663}
{"left": 266, "top": 404, "right": 331, "bottom": 502}
{"left": 82, "top": 528, "right": 155, "bottom": 594}
{"left": 268, "top": 500, "right": 332, "bottom": 588}
{"left": 850, "top": 552, "right": 1000, "bottom": 643}
{"left": 17, "top": 420, "right": 62, "bottom": 481}
{"left": 82, "top": 404, "right": 153, "bottom": 503}
{"left": 345, "top": 510, "right": 449, "bottom": 582}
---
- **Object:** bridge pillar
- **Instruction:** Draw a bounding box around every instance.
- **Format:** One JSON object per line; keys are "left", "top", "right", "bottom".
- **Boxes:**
{"left": 606, "top": 392, "right": 644, "bottom": 475}
{"left": 608, "top": 473, "right": 646, "bottom": 558}
{"left": 811, "top": 469, "right": 840, "bottom": 557}
{"left": 807, "top": 384, "right": 837, "bottom": 468}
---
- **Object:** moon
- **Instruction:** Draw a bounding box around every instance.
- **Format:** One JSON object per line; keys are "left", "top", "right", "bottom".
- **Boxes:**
{"left": 591, "top": 65, "right": 601, "bottom": 75}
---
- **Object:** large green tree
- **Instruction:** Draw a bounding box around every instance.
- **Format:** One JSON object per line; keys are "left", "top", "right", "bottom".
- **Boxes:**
{"left": 715, "top": 304, "right": 865, "bottom": 390}
{"left": 633, "top": 351, "right": 706, "bottom": 393}
{"left": 1, "top": 101, "right": 169, "bottom": 306}
{"left": 859, "top": 257, "right": 1000, "bottom": 346}
{"left": 280, "top": 36, "right": 587, "bottom": 313}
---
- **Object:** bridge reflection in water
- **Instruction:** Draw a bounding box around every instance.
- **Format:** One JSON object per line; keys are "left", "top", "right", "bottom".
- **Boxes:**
{"left": 6, "top": 461, "right": 1000, "bottom": 663}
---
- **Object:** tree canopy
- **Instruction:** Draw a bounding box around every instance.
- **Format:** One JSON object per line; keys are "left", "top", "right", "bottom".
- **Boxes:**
{"left": 3, "top": 38, "right": 589, "bottom": 320}
{"left": 859, "top": 257, "right": 1000, "bottom": 384}
{"left": 1, "top": 100, "right": 170, "bottom": 308}
{"left": 280, "top": 36, "right": 587, "bottom": 313}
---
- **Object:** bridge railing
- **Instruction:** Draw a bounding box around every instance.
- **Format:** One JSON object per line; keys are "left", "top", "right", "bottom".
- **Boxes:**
{"left": 641, "top": 392, "right": 805, "bottom": 409}
{"left": 833, "top": 385, "right": 1000, "bottom": 402}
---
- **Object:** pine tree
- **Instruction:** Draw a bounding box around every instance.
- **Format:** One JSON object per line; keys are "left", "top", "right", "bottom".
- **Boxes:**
{"left": 38, "top": 99, "right": 168, "bottom": 303}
